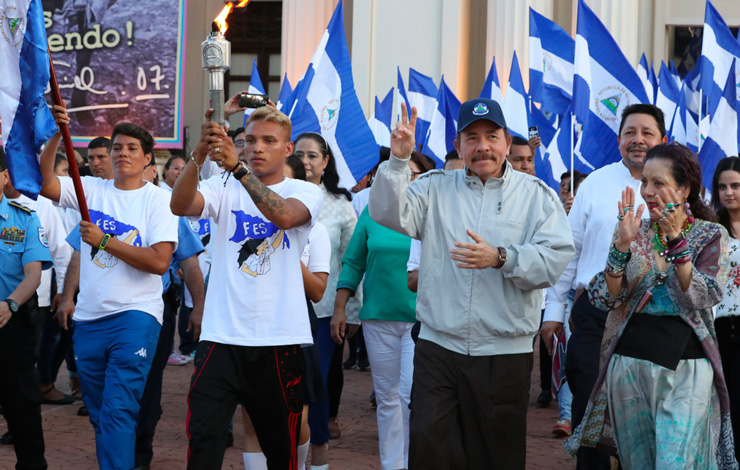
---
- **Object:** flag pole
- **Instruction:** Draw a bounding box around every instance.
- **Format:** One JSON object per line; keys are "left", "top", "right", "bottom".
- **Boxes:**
{"left": 570, "top": 113, "right": 575, "bottom": 195}
{"left": 46, "top": 47, "right": 90, "bottom": 222}
{"left": 698, "top": 88, "right": 703, "bottom": 152}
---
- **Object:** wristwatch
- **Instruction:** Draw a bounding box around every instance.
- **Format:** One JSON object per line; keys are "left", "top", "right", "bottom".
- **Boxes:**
{"left": 4, "top": 299, "right": 18, "bottom": 314}
{"left": 494, "top": 247, "right": 507, "bottom": 269}
{"left": 232, "top": 161, "right": 251, "bottom": 181}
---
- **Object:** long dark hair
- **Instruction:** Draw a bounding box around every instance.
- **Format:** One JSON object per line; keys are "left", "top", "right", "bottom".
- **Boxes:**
{"left": 295, "top": 132, "right": 352, "bottom": 201}
{"left": 711, "top": 156, "right": 740, "bottom": 238}
{"left": 645, "top": 142, "right": 717, "bottom": 222}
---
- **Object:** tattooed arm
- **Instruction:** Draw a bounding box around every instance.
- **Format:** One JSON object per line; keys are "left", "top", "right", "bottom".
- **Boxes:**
{"left": 237, "top": 172, "right": 311, "bottom": 229}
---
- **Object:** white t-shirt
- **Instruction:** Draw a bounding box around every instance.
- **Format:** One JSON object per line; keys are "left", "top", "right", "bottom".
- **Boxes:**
{"left": 195, "top": 174, "right": 323, "bottom": 346}
{"left": 59, "top": 177, "right": 179, "bottom": 323}
{"left": 407, "top": 238, "right": 421, "bottom": 272}
{"left": 302, "top": 222, "right": 331, "bottom": 274}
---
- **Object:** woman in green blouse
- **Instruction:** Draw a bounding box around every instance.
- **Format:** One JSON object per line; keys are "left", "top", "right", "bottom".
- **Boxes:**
{"left": 331, "top": 152, "right": 433, "bottom": 470}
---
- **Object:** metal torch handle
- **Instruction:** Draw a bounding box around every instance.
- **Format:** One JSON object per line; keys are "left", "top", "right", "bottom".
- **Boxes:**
{"left": 210, "top": 89, "right": 225, "bottom": 126}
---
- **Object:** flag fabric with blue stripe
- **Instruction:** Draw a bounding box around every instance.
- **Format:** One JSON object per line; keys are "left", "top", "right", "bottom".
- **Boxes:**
{"left": 542, "top": 111, "right": 570, "bottom": 186}
{"left": 669, "top": 83, "right": 699, "bottom": 154}
{"left": 288, "top": 0, "right": 377, "bottom": 188}
{"left": 0, "top": 0, "right": 58, "bottom": 198}
{"left": 479, "top": 57, "right": 503, "bottom": 104}
{"left": 396, "top": 67, "right": 411, "bottom": 123}
{"left": 530, "top": 104, "right": 559, "bottom": 190}
{"left": 668, "top": 60, "right": 681, "bottom": 88}
{"left": 531, "top": 105, "right": 556, "bottom": 149}
{"left": 502, "top": 52, "right": 530, "bottom": 140}
{"left": 243, "top": 59, "right": 267, "bottom": 124}
{"left": 275, "top": 75, "right": 292, "bottom": 112}
{"left": 700, "top": 0, "right": 740, "bottom": 118}
{"left": 407, "top": 68, "right": 438, "bottom": 149}
{"left": 368, "top": 88, "right": 394, "bottom": 147}
{"left": 421, "top": 76, "right": 461, "bottom": 167}
{"left": 528, "top": 8, "right": 574, "bottom": 115}
{"left": 698, "top": 63, "right": 738, "bottom": 189}
{"left": 648, "top": 61, "right": 659, "bottom": 104}
{"left": 637, "top": 54, "right": 654, "bottom": 105}
{"left": 573, "top": 0, "right": 649, "bottom": 170}
{"left": 656, "top": 61, "right": 680, "bottom": 135}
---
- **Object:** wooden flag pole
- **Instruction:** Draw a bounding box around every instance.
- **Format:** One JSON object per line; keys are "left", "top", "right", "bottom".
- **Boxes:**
{"left": 46, "top": 46, "right": 90, "bottom": 222}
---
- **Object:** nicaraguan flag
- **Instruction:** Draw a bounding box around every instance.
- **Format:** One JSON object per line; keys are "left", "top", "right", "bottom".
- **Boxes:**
{"left": 573, "top": 0, "right": 649, "bottom": 170}
{"left": 668, "top": 60, "right": 682, "bottom": 89}
{"left": 530, "top": 104, "right": 559, "bottom": 190}
{"left": 502, "top": 52, "right": 530, "bottom": 140}
{"left": 479, "top": 57, "right": 503, "bottom": 104}
{"left": 700, "top": 0, "right": 740, "bottom": 118}
{"left": 528, "top": 8, "right": 574, "bottom": 115}
{"left": 421, "top": 76, "right": 461, "bottom": 167}
{"left": 243, "top": 59, "right": 267, "bottom": 124}
{"left": 637, "top": 54, "right": 654, "bottom": 105}
{"left": 542, "top": 111, "right": 570, "bottom": 185}
{"left": 531, "top": 104, "right": 556, "bottom": 149}
{"left": 407, "top": 68, "right": 438, "bottom": 149}
{"left": 669, "top": 83, "right": 699, "bottom": 154}
{"left": 698, "top": 63, "right": 738, "bottom": 189}
{"left": 368, "top": 88, "right": 393, "bottom": 147}
{"left": 0, "top": 0, "right": 58, "bottom": 198}
{"left": 648, "top": 61, "right": 659, "bottom": 104}
{"left": 275, "top": 75, "right": 292, "bottom": 112}
{"left": 656, "top": 62, "right": 680, "bottom": 135}
{"left": 288, "top": 0, "right": 377, "bottom": 188}
{"left": 396, "top": 66, "right": 411, "bottom": 123}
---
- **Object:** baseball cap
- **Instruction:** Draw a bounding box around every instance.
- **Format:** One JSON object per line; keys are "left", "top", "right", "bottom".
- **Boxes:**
{"left": 457, "top": 99, "right": 507, "bottom": 133}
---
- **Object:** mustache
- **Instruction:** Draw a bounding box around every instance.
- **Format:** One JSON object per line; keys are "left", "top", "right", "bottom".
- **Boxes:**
{"left": 471, "top": 153, "right": 494, "bottom": 162}
{"left": 627, "top": 144, "right": 650, "bottom": 153}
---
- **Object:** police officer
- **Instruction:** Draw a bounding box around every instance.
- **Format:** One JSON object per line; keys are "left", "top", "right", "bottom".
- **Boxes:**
{"left": 0, "top": 147, "right": 52, "bottom": 470}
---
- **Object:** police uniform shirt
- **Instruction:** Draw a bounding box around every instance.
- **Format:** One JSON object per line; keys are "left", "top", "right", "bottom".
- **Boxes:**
{"left": 0, "top": 196, "right": 53, "bottom": 300}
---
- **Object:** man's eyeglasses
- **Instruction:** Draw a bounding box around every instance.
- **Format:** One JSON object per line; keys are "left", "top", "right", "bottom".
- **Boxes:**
{"left": 234, "top": 140, "right": 246, "bottom": 148}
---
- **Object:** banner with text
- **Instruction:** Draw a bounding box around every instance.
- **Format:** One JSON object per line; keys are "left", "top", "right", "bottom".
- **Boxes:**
{"left": 42, "top": 0, "right": 186, "bottom": 148}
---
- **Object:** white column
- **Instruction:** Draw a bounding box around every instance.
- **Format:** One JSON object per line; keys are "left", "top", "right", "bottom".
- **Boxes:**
{"left": 586, "top": 0, "right": 641, "bottom": 68}
{"left": 281, "top": 0, "right": 337, "bottom": 87}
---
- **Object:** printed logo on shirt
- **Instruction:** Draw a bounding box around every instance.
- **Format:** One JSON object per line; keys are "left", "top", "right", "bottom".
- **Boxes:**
{"left": 38, "top": 227, "right": 49, "bottom": 248}
{"left": 230, "top": 211, "right": 290, "bottom": 277}
{"left": 189, "top": 219, "right": 210, "bottom": 237}
{"left": 89, "top": 210, "right": 142, "bottom": 269}
{"left": 0, "top": 226, "right": 25, "bottom": 242}
{"left": 135, "top": 348, "right": 147, "bottom": 358}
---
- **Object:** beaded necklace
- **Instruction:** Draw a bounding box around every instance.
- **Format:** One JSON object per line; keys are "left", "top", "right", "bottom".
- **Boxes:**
{"left": 652, "top": 218, "right": 693, "bottom": 256}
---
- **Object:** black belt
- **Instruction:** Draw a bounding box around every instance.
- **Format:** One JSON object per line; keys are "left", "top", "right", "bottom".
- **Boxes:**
{"left": 614, "top": 313, "right": 704, "bottom": 371}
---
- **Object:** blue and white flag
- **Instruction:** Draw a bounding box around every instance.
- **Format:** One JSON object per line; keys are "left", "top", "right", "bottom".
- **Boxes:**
{"left": 542, "top": 112, "right": 570, "bottom": 185}
{"left": 421, "top": 76, "right": 461, "bottom": 167}
{"left": 700, "top": 0, "right": 740, "bottom": 118}
{"left": 479, "top": 57, "right": 503, "bottom": 104}
{"left": 531, "top": 104, "right": 557, "bottom": 149}
{"left": 530, "top": 104, "right": 559, "bottom": 190}
{"left": 573, "top": 0, "right": 650, "bottom": 170}
{"left": 528, "top": 8, "right": 574, "bottom": 115}
{"left": 368, "top": 88, "right": 394, "bottom": 147}
{"left": 637, "top": 54, "right": 654, "bottom": 105}
{"left": 407, "top": 68, "right": 438, "bottom": 150}
{"left": 275, "top": 75, "right": 292, "bottom": 112}
{"left": 0, "top": 0, "right": 58, "bottom": 198}
{"left": 396, "top": 66, "right": 411, "bottom": 123}
{"left": 698, "top": 63, "right": 738, "bottom": 189}
{"left": 648, "top": 61, "right": 659, "bottom": 104}
{"left": 502, "top": 52, "right": 530, "bottom": 140}
{"left": 243, "top": 59, "right": 267, "bottom": 124}
{"left": 656, "top": 61, "right": 680, "bottom": 135}
{"left": 669, "top": 83, "right": 699, "bottom": 154}
{"left": 668, "top": 60, "right": 682, "bottom": 89}
{"left": 288, "top": 1, "right": 377, "bottom": 188}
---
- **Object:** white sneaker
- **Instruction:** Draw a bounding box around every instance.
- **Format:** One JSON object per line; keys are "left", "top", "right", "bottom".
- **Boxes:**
{"left": 167, "top": 352, "right": 189, "bottom": 366}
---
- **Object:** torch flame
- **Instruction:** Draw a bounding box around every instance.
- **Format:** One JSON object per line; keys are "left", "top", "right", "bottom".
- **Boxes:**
{"left": 213, "top": 0, "right": 250, "bottom": 36}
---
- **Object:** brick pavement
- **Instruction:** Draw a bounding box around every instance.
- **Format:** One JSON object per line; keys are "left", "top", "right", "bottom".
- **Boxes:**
{"left": 0, "top": 342, "right": 577, "bottom": 469}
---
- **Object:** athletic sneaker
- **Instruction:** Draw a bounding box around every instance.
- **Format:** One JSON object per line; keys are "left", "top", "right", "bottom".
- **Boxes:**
{"left": 552, "top": 419, "right": 572, "bottom": 437}
{"left": 167, "top": 352, "right": 189, "bottom": 366}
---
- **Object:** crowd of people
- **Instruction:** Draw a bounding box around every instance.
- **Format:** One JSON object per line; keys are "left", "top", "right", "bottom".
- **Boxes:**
{"left": 1, "top": 90, "right": 740, "bottom": 470}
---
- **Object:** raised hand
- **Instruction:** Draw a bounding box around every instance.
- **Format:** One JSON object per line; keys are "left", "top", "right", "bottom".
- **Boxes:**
{"left": 391, "top": 103, "right": 417, "bottom": 159}
{"left": 51, "top": 102, "right": 70, "bottom": 128}
{"left": 650, "top": 186, "right": 687, "bottom": 240}
{"left": 615, "top": 186, "right": 644, "bottom": 252}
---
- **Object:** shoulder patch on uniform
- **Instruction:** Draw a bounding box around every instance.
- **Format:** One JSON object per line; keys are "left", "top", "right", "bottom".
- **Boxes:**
{"left": 38, "top": 227, "right": 49, "bottom": 248}
{"left": 417, "top": 169, "right": 446, "bottom": 180}
{"left": 8, "top": 201, "right": 33, "bottom": 213}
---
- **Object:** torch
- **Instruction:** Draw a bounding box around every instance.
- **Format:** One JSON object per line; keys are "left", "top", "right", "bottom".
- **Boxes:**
{"left": 202, "top": 1, "right": 249, "bottom": 126}
{"left": 201, "top": 29, "right": 230, "bottom": 126}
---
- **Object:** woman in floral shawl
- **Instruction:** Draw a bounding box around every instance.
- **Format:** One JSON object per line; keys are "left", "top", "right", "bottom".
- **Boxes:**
{"left": 564, "top": 142, "right": 737, "bottom": 469}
